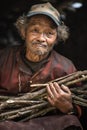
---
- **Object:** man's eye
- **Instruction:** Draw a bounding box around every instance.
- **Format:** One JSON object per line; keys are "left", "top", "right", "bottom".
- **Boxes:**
{"left": 46, "top": 32, "right": 54, "bottom": 37}
{"left": 48, "top": 32, "right": 53, "bottom": 35}
{"left": 32, "top": 29, "right": 39, "bottom": 33}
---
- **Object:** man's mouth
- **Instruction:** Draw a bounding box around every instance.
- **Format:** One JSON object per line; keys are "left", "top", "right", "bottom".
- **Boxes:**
{"left": 32, "top": 42, "right": 47, "bottom": 48}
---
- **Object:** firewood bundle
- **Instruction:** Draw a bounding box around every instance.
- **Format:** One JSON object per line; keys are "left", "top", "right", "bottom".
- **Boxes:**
{"left": 0, "top": 70, "right": 87, "bottom": 122}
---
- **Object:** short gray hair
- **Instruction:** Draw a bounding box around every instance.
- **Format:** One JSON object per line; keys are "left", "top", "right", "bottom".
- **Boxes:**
{"left": 15, "top": 15, "right": 69, "bottom": 42}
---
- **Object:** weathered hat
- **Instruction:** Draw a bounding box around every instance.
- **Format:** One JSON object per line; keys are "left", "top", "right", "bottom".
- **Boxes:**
{"left": 26, "top": 2, "right": 61, "bottom": 26}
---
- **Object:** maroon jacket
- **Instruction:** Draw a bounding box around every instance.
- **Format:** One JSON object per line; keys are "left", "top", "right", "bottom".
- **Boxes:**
{"left": 0, "top": 46, "right": 76, "bottom": 95}
{"left": 0, "top": 46, "right": 83, "bottom": 130}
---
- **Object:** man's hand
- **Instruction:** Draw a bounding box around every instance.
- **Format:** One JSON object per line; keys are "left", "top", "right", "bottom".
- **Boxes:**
{"left": 46, "top": 82, "right": 73, "bottom": 113}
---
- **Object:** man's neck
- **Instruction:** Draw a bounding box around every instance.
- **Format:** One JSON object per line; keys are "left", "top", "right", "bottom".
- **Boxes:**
{"left": 25, "top": 51, "right": 48, "bottom": 62}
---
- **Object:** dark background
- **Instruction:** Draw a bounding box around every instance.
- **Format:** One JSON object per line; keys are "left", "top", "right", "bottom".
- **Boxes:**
{"left": 0, "top": 0, "right": 87, "bottom": 129}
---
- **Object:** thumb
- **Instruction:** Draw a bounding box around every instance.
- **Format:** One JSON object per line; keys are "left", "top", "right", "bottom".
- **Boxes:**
{"left": 61, "top": 84, "right": 71, "bottom": 94}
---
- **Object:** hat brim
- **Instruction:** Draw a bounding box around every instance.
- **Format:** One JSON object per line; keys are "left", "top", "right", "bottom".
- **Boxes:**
{"left": 27, "top": 12, "right": 60, "bottom": 26}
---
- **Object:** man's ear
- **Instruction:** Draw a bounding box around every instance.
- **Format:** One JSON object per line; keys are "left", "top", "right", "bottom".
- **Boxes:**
{"left": 54, "top": 36, "right": 58, "bottom": 45}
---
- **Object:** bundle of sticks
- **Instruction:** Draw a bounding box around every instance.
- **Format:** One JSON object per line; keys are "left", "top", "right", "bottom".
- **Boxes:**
{"left": 0, "top": 70, "right": 87, "bottom": 122}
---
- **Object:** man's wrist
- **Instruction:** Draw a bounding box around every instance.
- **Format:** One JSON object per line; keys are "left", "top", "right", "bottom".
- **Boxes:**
{"left": 67, "top": 105, "right": 81, "bottom": 117}
{"left": 67, "top": 108, "right": 76, "bottom": 115}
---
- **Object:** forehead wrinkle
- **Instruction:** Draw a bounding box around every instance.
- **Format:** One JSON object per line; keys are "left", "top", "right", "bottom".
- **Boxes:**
{"left": 27, "top": 15, "right": 57, "bottom": 28}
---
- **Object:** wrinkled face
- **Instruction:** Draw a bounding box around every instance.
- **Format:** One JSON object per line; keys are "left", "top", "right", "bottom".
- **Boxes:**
{"left": 24, "top": 15, "right": 57, "bottom": 56}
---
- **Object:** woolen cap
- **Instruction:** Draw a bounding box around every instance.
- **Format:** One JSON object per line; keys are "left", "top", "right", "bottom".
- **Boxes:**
{"left": 26, "top": 2, "right": 61, "bottom": 26}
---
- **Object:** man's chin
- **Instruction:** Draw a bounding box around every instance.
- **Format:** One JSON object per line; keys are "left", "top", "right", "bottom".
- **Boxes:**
{"left": 33, "top": 50, "right": 48, "bottom": 56}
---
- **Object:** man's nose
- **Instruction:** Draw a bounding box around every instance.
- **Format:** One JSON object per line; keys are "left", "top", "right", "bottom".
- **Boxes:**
{"left": 38, "top": 33, "right": 46, "bottom": 41}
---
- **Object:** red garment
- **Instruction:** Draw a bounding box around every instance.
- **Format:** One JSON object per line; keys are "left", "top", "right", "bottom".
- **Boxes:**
{"left": 0, "top": 46, "right": 76, "bottom": 95}
{"left": 0, "top": 46, "right": 83, "bottom": 130}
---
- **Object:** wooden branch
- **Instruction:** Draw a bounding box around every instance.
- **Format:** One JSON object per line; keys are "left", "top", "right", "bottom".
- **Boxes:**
{"left": 30, "top": 70, "right": 87, "bottom": 88}
{"left": 0, "top": 100, "right": 44, "bottom": 110}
